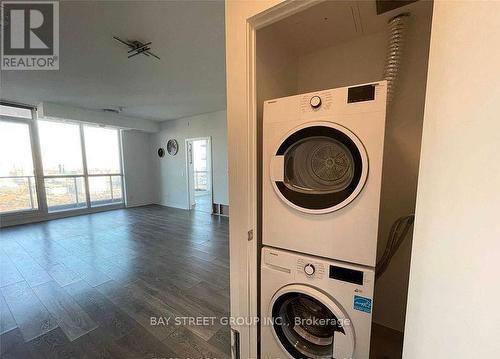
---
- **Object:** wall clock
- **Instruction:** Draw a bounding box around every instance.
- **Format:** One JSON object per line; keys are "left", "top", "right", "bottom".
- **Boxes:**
{"left": 167, "top": 139, "right": 179, "bottom": 155}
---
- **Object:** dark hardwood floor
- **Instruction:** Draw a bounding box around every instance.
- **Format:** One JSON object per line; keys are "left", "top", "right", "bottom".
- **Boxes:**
{"left": 0, "top": 205, "right": 230, "bottom": 359}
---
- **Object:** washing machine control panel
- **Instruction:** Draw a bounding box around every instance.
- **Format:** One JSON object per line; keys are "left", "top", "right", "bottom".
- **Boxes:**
{"left": 297, "top": 259, "right": 325, "bottom": 279}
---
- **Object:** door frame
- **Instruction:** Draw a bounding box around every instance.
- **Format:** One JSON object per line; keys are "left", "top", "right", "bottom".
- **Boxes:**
{"left": 184, "top": 136, "right": 213, "bottom": 211}
{"left": 232, "top": 1, "right": 324, "bottom": 357}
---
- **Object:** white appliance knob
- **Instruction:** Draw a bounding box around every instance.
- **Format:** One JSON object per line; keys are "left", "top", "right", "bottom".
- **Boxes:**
{"left": 304, "top": 264, "right": 315, "bottom": 276}
{"left": 310, "top": 96, "right": 322, "bottom": 109}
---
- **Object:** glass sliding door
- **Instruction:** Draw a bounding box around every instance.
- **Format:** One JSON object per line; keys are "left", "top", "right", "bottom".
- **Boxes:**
{"left": 0, "top": 117, "right": 38, "bottom": 214}
{"left": 83, "top": 126, "right": 123, "bottom": 206}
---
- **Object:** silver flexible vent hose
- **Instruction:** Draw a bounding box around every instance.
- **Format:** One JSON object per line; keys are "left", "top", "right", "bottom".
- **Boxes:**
{"left": 384, "top": 13, "right": 410, "bottom": 104}
{"left": 375, "top": 14, "right": 413, "bottom": 281}
{"left": 376, "top": 214, "right": 414, "bottom": 280}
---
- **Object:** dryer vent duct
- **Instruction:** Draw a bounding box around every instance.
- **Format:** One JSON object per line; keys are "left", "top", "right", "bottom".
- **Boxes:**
{"left": 383, "top": 13, "right": 410, "bottom": 104}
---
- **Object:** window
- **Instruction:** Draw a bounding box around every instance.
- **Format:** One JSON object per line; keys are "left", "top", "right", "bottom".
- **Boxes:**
{"left": 1, "top": 106, "right": 124, "bottom": 217}
{"left": 38, "top": 120, "right": 86, "bottom": 212}
{"left": 0, "top": 104, "right": 38, "bottom": 214}
{"left": 193, "top": 139, "right": 209, "bottom": 192}
{"left": 37, "top": 121, "right": 123, "bottom": 212}
{"left": 0, "top": 119, "right": 38, "bottom": 213}
{"left": 38, "top": 121, "right": 84, "bottom": 175}
{"left": 83, "top": 126, "right": 123, "bottom": 206}
{"left": 44, "top": 177, "right": 86, "bottom": 210}
{"left": 84, "top": 126, "right": 121, "bottom": 174}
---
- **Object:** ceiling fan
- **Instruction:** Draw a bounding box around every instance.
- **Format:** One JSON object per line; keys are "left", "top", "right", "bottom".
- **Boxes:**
{"left": 113, "top": 36, "right": 160, "bottom": 60}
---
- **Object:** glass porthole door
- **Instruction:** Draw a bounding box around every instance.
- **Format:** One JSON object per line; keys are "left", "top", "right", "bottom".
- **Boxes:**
{"left": 270, "top": 285, "right": 355, "bottom": 359}
{"left": 270, "top": 122, "right": 368, "bottom": 214}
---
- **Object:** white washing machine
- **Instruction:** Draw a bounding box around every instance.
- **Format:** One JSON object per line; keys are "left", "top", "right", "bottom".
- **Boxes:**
{"left": 261, "top": 246, "right": 374, "bottom": 359}
{"left": 262, "top": 82, "right": 387, "bottom": 266}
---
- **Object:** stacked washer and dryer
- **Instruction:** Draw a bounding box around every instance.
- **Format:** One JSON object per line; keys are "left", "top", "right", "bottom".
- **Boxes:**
{"left": 261, "top": 81, "right": 387, "bottom": 358}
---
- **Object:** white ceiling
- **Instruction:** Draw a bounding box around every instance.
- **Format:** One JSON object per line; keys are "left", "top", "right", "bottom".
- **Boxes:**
{"left": 259, "top": 0, "right": 429, "bottom": 56}
{"left": 0, "top": 0, "right": 226, "bottom": 121}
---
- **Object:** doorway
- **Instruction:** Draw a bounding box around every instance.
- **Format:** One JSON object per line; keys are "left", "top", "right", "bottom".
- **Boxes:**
{"left": 186, "top": 137, "right": 213, "bottom": 213}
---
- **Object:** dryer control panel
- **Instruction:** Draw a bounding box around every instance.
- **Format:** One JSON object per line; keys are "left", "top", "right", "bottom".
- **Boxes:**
{"left": 300, "top": 91, "right": 333, "bottom": 115}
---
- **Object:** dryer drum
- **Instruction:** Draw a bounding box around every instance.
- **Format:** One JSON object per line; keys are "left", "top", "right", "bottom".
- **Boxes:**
{"left": 284, "top": 136, "right": 355, "bottom": 194}
{"left": 274, "top": 125, "right": 365, "bottom": 212}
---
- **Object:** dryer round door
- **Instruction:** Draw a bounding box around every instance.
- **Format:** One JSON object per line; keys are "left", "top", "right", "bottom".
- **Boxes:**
{"left": 270, "top": 122, "right": 368, "bottom": 214}
{"left": 269, "top": 284, "right": 355, "bottom": 359}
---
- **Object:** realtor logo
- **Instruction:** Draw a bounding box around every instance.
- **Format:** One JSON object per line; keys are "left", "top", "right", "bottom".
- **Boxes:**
{"left": 1, "top": 1, "right": 59, "bottom": 70}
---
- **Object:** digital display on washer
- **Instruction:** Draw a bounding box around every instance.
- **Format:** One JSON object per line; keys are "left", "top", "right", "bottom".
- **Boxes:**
{"left": 329, "top": 265, "right": 363, "bottom": 285}
{"left": 347, "top": 84, "right": 375, "bottom": 103}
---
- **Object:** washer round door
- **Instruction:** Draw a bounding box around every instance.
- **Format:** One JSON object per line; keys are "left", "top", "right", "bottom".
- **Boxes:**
{"left": 270, "top": 122, "right": 368, "bottom": 214}
{"left": 269, "top": 285, "right": 355, "bottom": 359}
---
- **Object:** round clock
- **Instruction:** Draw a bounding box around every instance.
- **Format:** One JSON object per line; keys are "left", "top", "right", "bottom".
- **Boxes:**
{"left": 167, "top": 139, "right": 179, "bottom": 156}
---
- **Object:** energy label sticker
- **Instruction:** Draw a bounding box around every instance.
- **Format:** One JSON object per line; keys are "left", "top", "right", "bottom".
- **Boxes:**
{"left": 353, "top": 295, "right": 372, "bottom": 313}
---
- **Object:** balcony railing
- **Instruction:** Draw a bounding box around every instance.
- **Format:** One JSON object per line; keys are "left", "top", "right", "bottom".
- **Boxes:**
{"left": 87, "top": 174, "right": 123, "bottom": 207}
{"left": 0, "top": 175, "right": 37, "bottom": 213}
{"left": 43, "top": 173, "right": 123, "bottom": 212}
{"left": 0, "top": 174, "right": 124, "bottom": 213}
{"left": 44, "top": 175, "right": 87, "bottom": 212}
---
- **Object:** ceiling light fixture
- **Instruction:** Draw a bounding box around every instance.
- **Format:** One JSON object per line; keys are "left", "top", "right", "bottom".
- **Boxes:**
{"left": 113, "top": 36, "right": 161, "bottom": 60}
{"left": 102, "top": 108, "right": 121, "bottom": 114}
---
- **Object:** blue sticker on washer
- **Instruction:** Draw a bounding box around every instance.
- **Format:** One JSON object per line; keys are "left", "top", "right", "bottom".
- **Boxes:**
{"left": 353, "top": 295, "right": 372, "bottom": 313}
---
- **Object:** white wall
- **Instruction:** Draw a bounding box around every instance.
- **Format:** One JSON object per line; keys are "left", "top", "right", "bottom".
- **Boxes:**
{"left": 296, "top": 2, "right": 433, "bottom": 332}
{"left": 403, "top": 2, "right": 500, "bottom": 358}
{"left": 257, "top": 26, "right": 299, "bottom": 119}
{"left": 153, "top": 110, "right": 228, "bottom": 209}
{"left": 37, "top": 103, "right": 228, "bottom": 211}
{"left": 121, "top": 130, "right": 158, "bottom": 207}
{"left": 256, "top": 22, "right": 300, "bottom": 240}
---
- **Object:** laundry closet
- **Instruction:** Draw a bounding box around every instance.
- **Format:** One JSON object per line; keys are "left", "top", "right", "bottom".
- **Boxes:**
{"left": 255, "top": 1, "right": 433, "bottom": 358}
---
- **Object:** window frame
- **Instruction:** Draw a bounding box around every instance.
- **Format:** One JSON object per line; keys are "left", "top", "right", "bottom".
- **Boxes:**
{"left": 81, "top": 124, "right": 125, "bottom": 208}
{"left": 37, "top": 120, "right": 125, "bottom": 213}
{"left": 0, "top": 102, "right": 126, "bottom": 227}
{"left": 0, "top": 104, "right": 45, "bottom": 216}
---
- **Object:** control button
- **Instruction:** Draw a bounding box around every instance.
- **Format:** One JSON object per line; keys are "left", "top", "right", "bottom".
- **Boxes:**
{"left": 304, "top": 264, "right": 315, "bottom": 276}
{"left": 310, "top": 96, "right": 322, "bottom": 109}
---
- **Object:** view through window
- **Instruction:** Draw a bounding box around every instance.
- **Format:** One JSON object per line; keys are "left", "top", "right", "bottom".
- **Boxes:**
{"left": 84, "top": 126, "right": 123, "bottom": 206}
{"left": 38, "top": 120, "right": 124, "bottom": 212}
{"left": 0, "top": 119, "right": 38, "bottom": 213}
{"left": 38, "top": 120, "right": 86, "bottom": 211}
{"left": 193, "top": 139, "right": 209, "bottom": 192}
{"left": 0, "top": 104, "right": 124, "bottom": 215}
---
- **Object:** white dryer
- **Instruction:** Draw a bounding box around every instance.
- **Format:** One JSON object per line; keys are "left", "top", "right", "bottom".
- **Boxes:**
{"left": 261, "top": 246, "right": 374, "bottom": 359}
{"left": 262, "top": 82, "right": 387, "bottom": 266}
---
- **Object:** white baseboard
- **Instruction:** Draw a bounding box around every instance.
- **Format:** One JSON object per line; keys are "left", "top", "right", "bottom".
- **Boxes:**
{"left": 125, "top": 201, "right": 155, "bottom": 208}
